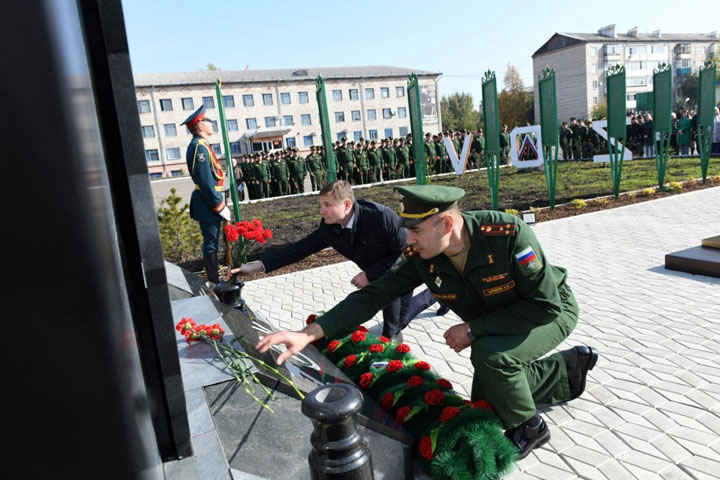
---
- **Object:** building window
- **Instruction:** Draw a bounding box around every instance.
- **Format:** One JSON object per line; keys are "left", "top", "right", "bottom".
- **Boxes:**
{"left": 149, "top": 172, "right": 162, "bottom": 179}
{"left": 336, "top": 132, "right": 345, "bottom": 141}
{"left": 399, "top": 126, "right": 408, "bottom": 136}
{"left": 283, "top": 115, "right": 293, "bottom": 126}
{"left": 230, "top": 142, "right": 242, "bottom": 154}
{"left": 265, "top": 116, "right": 277, "bottom": 127}
{"left": 285, "top": 137, "right": 296, "bottom": 148}
{"left": 396, "top": 86, "right": 405, "bottom": 97}
{"left": 626, "top": 94, "right": 637, "bottom": 101}
{"left": 592, "top": 64, "right": 598, "bottom": 73}
{"left": 591, "top": 47, "right": 597, "bottom": 56}
{"left": 164, "top": 124, "right": 177, "bottom": 136}
{"left": 246, "top": 118, "right": 257, "bottom": 129}
{"left": 382, "top": 108, "right": 392, "bottom": 119}
{"left": 592, "top": 81, "right": 598, "bottom": 89}
{"left": 226, "top": 119, "right": 238, "bottom": 131}
{"left": 380, "top": 87, "right": 390, "bottom": 98}
{"left": 353, "top": 131, "right": 362, "bottom": 142}
{"left": 604, "top": 44, "right": 620, "bottom": 55}
{"left": 222, "top": 95, "right": 235, "bottom": 108}
{"left": 280, "top": 92, "right": 291, "bottom": 104}
{"left": 181, "top": 97, "right": 194, "bottom": 110}
{"left": 303, "top": 135, "right": 314, "bottom": 147}
{"left": 262, "top": 93, "right": 273, "bottom": 105}
{"left": 202, "top": 96, "right": 215, "bottom": 109}
{"left": 145, "top": 149, "right": 159, "bottom": 162}
{"left": 397, "top": 107, "right": 407, "bottom": 118}
{"left": 368, "top": 129, "right": 378, "bottom": 139}
{"left": 651, "top": 45, "right": 666, "bottom": 54}
{"left": 367, "top": 109, "right": 377, "bottom": 120}
{"left": 351, "top": 110, "right": 361, "bottom": 121}
{"left": 166, "top": 147, "right": 181, "bottom": 160}
{"left": 210, "top": 120, "right": 218, "bottom": 133}
{"left": 242, "top": 94, "right": 254, "bottom": 107}
{"left": 349, "top": 89, "right": 359, "bottom": 100}
{"left": 211, "top": 144, "right": 221, "bottom": 155}
{"left": 170, "top": 170, "right": 183, "bottom": 177}
{"left": 301, "top": 114, "right": 312, "bottom": 125}
{"left": 384, "top": 128, "right": 393, "bottom": 138}
{"left": 365, "top": 88, "right": 375, "bottom": 99}
{"left": 332, "top": 90, "right": 342, "bottom": 101}
{"left": 627, "top": 45, "right": 647, "bottom": 56}
{"left": 159, "top": 99, "right": 173, "bottom": 111}
{"left": 298, "top": 91, "right": 309, "bottom": 103}
{"left": 141, "top": 125, "right": 155, "bottom": 138}
{"left": 335, "top": 112, "right": 345, "bottom": 123}
{"left": 137, "top": 100, "right": 151, "bottom": 114}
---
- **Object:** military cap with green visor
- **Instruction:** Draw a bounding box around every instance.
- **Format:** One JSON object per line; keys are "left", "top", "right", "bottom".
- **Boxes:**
{"left": 393, "top": 185, "right": 465, "bottom": 228}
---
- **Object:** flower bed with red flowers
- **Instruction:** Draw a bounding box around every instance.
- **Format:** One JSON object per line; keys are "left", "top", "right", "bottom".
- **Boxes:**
{"left": 313, "top": 320, "right": 517, "bottom": 480}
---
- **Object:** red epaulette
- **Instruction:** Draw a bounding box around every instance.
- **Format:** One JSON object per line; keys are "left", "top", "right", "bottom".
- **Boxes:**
{"left": 480, "top": 223, "right": 517, "bottom": 236}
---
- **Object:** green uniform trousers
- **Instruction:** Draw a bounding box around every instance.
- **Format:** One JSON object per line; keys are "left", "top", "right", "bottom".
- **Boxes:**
{"left": 470, "top": 283, "right": 577, "bottom": 430}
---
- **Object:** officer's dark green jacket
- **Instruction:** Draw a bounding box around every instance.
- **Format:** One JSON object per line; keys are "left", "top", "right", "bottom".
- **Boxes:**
{"left": 317, "top": 211, "right": 569, "bottom": 340}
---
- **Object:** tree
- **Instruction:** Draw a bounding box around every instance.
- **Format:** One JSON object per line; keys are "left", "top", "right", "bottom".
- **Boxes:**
{"left": 677, "top": 73, "right": 698, "bottom": 111}
{"left": 157, "top": 188, "right": 203, "bottom": 263}
{"left": 199, "top": 63, "right": 220, "bottom": 72}
{"left": 497, "top": 63, "right": 534, "bottom": 128}
{"left": 441, "top": 92, "right": 483, "bottom": 131}
{"left": 590, "top": 102, "right": 607, "bottom": 120}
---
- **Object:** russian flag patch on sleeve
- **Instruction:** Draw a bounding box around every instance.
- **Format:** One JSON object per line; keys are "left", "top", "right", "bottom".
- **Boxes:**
{"left": 515, "top": 246, "right": 542, "bottom": 274}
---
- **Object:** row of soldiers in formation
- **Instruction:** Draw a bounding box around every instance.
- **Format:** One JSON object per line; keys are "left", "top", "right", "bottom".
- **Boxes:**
{"left": 237, "top": 130, "right": 517, "bottom": 199}
{"left": 559, "top": 118, "right": 607, "bottom": 161}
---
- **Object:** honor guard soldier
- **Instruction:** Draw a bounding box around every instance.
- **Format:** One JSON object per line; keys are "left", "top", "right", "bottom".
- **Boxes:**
{"left": 181, "top": 105, "right": 231, "bottom": 284}
{"left": 257, "top": 185, "right": 598, "bottom": 460}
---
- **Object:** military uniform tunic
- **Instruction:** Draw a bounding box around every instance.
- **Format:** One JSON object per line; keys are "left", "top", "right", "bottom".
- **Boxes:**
{"left": 317, "top": 210, "right": 577, "bottom": 429}
{"left": 186, "top": 135, "right": 225, "bottom": 256}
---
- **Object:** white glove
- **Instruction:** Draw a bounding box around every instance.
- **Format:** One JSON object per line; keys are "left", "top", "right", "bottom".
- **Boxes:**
{"left": 218, "top": 206, "right": 231, "bottom": 221}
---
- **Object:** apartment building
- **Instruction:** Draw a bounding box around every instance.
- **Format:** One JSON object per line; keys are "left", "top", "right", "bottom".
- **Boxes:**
{"left": 134, "top": 66, "right": 442, "bottom": 178}
{"left": 532, "top": 25, "right": 719, "bottom": 123}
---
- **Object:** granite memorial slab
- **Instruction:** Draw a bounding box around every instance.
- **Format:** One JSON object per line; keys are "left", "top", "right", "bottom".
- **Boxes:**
{"left": 165, "top": 260, "right": 214, "bottom": 300}
{"left": 665, "top": 245, "right": 720, "bottom": 278}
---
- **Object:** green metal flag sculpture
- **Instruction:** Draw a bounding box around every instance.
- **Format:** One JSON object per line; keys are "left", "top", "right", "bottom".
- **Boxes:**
{"left": 482, "top": 71, "right": 501, "bottom": 210}
{"left": 653, "top": 63, "right": 672, "bottom": 189}
{"left": 697, "top": 61, "right": 717, "bottom": 184}
{"left": 316, "top": 76, "right": 338, "bottom": 183}
{"left": 215, "top": 79, "right": 241, "bottom": 221}
{"left": 606, "top": 65, "right": 627, "bottom": 200}
{"left": 407, "top": 74, "right": 427, "bottom": 185}
{"left": 538, "top": 68, "right": 559, "bottom": 210}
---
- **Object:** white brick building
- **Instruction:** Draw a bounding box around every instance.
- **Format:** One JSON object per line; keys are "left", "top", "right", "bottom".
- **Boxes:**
{"left": 134, "top": 66, "right": 442, "bottom": 178}
{"left": 532, "top": 25, "right": 719, "bottom": 123}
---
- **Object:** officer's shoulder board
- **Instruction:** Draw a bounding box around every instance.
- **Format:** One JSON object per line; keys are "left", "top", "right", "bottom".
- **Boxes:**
{"left": 390, "top": 246, "right": 417, "bottom": 272}
{"left": 479, "top": 223, "right": 517, "bottom": 236}
{"left": 195, "top": 139, "right": 209, "bottom": 162}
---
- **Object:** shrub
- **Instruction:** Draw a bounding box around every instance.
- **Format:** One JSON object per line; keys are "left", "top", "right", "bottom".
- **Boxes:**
{"left": 504, "top": 208, "right": 519, "bottom": 216}
{"left": 529, "top": 206, "right": 542, "bottom": 215}
{"left": 571, "top": 198, "right": 587, "bottom": 209}
{"left": 626, "top": 191, "right": 638, "bottom": 199}
{"left": 642, "top": 188, "right": 655, "bottom": 197}
{"left": 684, "top": 177, "right": 697, "bottom": 188}
{"left": 157, "top": 188, "right": 203, "bottom": 263}
{"left": 594, "top": 197, "right": 610, "bottom": 206}
{"left": 667, "top": 181, "right": 683, "bottom": 193}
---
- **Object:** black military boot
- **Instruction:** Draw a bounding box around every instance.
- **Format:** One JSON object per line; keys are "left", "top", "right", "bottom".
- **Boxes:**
{"left": 505, "top": 412, "right": 550, "bottom": 460}
{"left": 203, "top": 252, "right": 220, "bottom": 284}
{"left": 561, "top": 346, "right": 599, "bottom": 400}
{"left": 436, "top": 305, "right": 450, "bottom": 316}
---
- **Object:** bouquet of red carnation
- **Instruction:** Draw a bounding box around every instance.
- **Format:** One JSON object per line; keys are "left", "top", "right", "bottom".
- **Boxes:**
{"left": 224, "top": 218, "right": 273, "bottom": 273}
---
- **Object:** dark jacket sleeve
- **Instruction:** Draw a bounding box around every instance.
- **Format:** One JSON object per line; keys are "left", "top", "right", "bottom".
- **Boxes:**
{"left": 261, "top": 227, "right": 328, "bottom": 273}
{"left": 363, "top": 206, "right": 407, "bottom": 281}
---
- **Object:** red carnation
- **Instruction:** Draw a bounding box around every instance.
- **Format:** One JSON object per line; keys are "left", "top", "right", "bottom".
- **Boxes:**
{"left": 378, "top": 336, "right": 391, "bottom": 343}
{"left": 395, "top": 343, "right": 411, "bottom": 353}
{"left": 356, "top": 325, "right": 369, "bottom": 333}
{"left": 381, "top": 392, "right": 394, "bottom": 409}
{"left": 369, "top": 344, "right": 384, "bottom": 353}
{"left": 359, "top": 373, "right": 373, "bottom": 389}
{"left": 407, "top": 376, "right": 425, "bottom": 387}
{"left": 396, "top": 406, "right": 411, "bottom": 423}
{"left": 419, "top": 436, "right": 433, "bottom": 461}
{"left": 436, "top": 379, "right": 453, "bottom": 390}
{"left": 386, "top": 360, "right": 404, "bottom": 372}
{"left": 471, "top": 400, "right": 494, "bottom": 412}
{"left": 264, "top": 229, "right": 273, "bottom": 240}
{"left": 175, "top": 318, "right": 196, "bottom": 332}
{"left": 440, "top": 406, "right": 461, "bottom": 423}
{"left": 344, "top": 355, "right": 358, "bottom": 368}
{"left": 306, "top": 314, "right": 317, "bottom": 325}
{"left": 327, "top": 340, "right": 340, "bottom": 353}
{"left": 415, "top": 361, "right": 431, "bottom": 371}
{"left": 351, "top": 331, "right": 367, "bottom": 343}
{"left": 424, "top": 389, "right": 445, "bottom": 406}
{"left": 208, "top": 323, "right": 224, "bottom": 340}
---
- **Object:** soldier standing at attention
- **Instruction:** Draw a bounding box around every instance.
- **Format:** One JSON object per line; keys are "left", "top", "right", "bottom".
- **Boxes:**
{"left": 569, "top": 118, "right": 582, "bottom": 161}
{"left": 306, "top": 146, "right": 321, "bottom": 191}
{"left": 180, "top": 105, "right": 231, "bottom": 284}
{"left": 435, "top": 133, "right": 448, "bottom": 174}
{"left": 257, "top": 185, "right": 598, "bottom": 460}
{"left": 499, "top": 125, "right": 511, "bottom": 164}
{"left": 367, "top": 140, "right": 381, "bottom": 183}
{"left": 293, "top": 147, "right": 306, "bottom": 193}
{"left": 559, "top": 122, "right": 572, "bottom": 161}
{"left": 424, "top": 132, "right": 437, "bottom": 174}
{"left": 336, "top": 137, "right": 352, "bottom": 183}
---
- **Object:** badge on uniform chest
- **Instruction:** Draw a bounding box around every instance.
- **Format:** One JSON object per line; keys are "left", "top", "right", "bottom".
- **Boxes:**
{"left": 435, "top": 276, "right": 442, "bottom": 288}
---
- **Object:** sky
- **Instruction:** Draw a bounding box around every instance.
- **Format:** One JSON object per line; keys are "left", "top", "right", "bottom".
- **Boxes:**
{"left": 122, "top": 0, "right": 719, "bottom": 107}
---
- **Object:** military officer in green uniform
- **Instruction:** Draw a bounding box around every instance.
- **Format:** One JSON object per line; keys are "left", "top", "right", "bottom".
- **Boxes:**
{"left": 424, "top": 132, "right": 437, "bottom": 174}
{"left": 381, "top": 138, "right": 397, "bottom": 180}
{"left": 499, "top": 125, "right": 511, "bottom": 164}
{"left": 355, "top": 142, "right": 369, "bottom": 184}
{"left": 292, "top": 148, "right": 307, "bottom": 193}
{"left": 396, "top": 137, "right": 411, "bottom": 179}
{"left": 559, "top": 122, "right": 572, "bottom": 161}
{"left": 435, "top": 133, "right": 448, "bottom": 174}
{"left": 254, "top": 154, "right": 270, "bottom": 199}
{"left": 181, "top": 105, "right": 231, "bottom": 284}
{"left": 257, "top": 185, "right": 598, "bottom": 460}
{"left": 336, "top": 137, "right": 353, "bottom": 183}
{"left": 367, "top": 140, "right": 381, "bottom": 183}
{"left": 306, "top": 146, "right": 321, "bottom": 191}
{"left": 471, "top": 129, "right": 485, "bottom": 169}
{"left": 569, "top": 118, "right": 582, "bottom": 160}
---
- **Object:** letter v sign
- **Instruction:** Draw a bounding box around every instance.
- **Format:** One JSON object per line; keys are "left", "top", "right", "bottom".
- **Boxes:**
{"left": 442, "top": 134, "right": 473, "bottom": 174}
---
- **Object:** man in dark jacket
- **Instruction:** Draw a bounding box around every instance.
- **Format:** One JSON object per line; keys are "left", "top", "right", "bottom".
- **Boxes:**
{"left": 231, "top": 180, "right": 443, "bottom": 337}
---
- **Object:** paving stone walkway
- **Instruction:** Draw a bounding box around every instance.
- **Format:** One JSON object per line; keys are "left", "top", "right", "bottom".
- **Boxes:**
{"left": 243, "top": 186, "right": 720, "bottom": 480}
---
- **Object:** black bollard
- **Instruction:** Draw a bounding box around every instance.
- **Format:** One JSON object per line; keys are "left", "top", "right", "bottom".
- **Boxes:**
{"left": 302, "top": 384, "right": 374, "bottom": 480}
{"left": 212, "top": 281, "right": 245, "bottom": 309}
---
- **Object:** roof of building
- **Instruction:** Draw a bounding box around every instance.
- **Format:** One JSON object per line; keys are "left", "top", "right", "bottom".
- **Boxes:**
{"left": 134, "top": 66, "right": 441, "bottom": 87}
{"left": 534, "top": 30, "right": 719, "bottom": 57}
